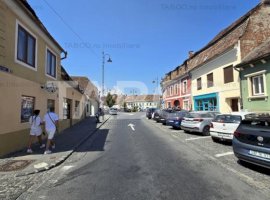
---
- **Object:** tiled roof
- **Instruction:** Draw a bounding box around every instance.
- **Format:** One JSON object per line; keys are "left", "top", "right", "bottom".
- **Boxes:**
{"left": 18, "top": 0, "right": 65, "bottom": 52}
{"left": 124, "top": 95, "right": 161, "bottom": 102}
{"left": 71, "top": 76, "right": 99, "bottom": 99}
{"left": 235, "top": 38, "right": 270, "bottom": 67}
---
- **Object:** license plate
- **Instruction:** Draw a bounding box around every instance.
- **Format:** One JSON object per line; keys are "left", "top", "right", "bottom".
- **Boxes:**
{"left": 169, "top": 120, "right": 174, "bottom": 123}
{"left": 249, "top": 150, "right": 270, "bottom": 160}
{"left": 218, "top": 133, "right": 228, "bottom": 137}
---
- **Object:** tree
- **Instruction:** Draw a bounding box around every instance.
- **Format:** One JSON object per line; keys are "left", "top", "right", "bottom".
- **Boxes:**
{"left": 123, "top": 102, "right": 127, "bottom": 109}
{"left": 105, "top": 92, "right": 116, "bottom": 108}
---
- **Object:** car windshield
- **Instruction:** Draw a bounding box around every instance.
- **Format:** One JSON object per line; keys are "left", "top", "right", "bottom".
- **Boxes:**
{"left": 213, "top": 115, "right": 242, "bottom": 123}
{"left": 169, "top": 112, "right": 187, "bottom": 118}
{"left": 242, "top": 119, "right": 270, "bottom": 128}
{"left": 185, "top": 112, "right": 213, "bottom": 118}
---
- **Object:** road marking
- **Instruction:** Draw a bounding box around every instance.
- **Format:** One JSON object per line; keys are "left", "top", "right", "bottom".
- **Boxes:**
{"left": 215, "top": 152, "right": 234, "bottom": 158}
{"left": 62, "top": 165, "right": 74, "bottom": 171}
{"left": 185, "top": 136, "right": 211, "bottom": 141}
{"left": 128, "top": 123, "right": 135, "bottom": 131}
{"left": 34, "top": 162, "right": 48, "bottom": 169}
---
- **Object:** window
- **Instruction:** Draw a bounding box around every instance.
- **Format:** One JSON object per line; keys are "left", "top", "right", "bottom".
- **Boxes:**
{"left": 245, "top": 70, "right": 267, "bottom": 99}
{"left": 182, "top": 80, "right": 187, "bottom": 94}
{"left": 224, "top": 65, "right": 233, "bottom": 83}
{"left": 17, "top": 25, "right": 36, "bottom": 68}
{"left": 207, "top": 73, "right": 213, "bottom": 88}
{"left": 75, "top": 101, "right": 80, "bottom": 117}
{"left": 46, "top": 49, "right": 56, "bottom": 78}
{"left": 21, "top": 96, "right": 35, "bottom": 123}
{"left": 175, "top": 85, "right": 178, "bottom": 95}
{"left": 183, "top": 100, "right": 189, "bottom": 110}
{"left": 47, "top": 99, "right": 55, "bottom": 112}
{"left": 252, "top": 75, "right": 265, "bottom": 96}
{"left": 63, "top": 98, "right": 71, "bottom": 119}
{"left": 197, "top": 78, "right": 202, "bottom": 90}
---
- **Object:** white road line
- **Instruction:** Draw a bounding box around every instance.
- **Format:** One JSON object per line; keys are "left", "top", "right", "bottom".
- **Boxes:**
{"left": 215, "top": 152, "right": 234, "bottom": 158}
{"left": 62, "top": 165, "right": 74, "bottom": 171}
{"left": 185, "top": 136, "right": 211, "bottom": 141}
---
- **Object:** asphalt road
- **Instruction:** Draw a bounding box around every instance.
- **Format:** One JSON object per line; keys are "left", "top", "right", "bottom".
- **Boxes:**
{"left": 24, "top": 112, "right": 269, "bottom": 200}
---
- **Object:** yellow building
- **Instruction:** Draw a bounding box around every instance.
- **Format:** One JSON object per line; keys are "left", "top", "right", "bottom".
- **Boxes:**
{"left": 0, "top": 0, "right": 86, "bottom": 156}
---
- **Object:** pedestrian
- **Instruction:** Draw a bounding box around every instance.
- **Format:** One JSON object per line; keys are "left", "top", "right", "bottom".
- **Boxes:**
{"left": 27, "top": 110, "right": 45, "bottom": 153}
{"left": 43, "top": 107, "right": 59, "bottom": 154}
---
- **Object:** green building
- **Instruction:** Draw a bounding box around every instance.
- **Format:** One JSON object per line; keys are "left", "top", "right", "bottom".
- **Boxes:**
{"left": 235, "top": 39, "right": 270, "bottom": 112}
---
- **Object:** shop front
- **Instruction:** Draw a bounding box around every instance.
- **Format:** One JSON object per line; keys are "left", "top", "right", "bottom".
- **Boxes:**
{"left": 194, "top": 93, "right": 219, "bottom": 111}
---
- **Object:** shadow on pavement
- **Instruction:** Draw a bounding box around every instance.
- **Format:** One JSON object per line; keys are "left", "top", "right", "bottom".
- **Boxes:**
{"left": 1, "top": 116, "right": 108, "bottom": 159}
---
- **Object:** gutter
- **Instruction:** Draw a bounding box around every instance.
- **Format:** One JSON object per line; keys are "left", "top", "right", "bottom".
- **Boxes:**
{"left": 233, "top": 66, "right": 244, "bottom": 110}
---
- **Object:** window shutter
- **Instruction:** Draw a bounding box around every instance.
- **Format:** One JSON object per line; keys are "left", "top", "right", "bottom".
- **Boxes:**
{"left": 224, "top": 66, "right": 233, "bottom": 83}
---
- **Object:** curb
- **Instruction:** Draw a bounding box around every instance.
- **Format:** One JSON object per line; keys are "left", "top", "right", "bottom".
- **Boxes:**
{"left": 15, "top": 116, "right": 111, "bottom": 177}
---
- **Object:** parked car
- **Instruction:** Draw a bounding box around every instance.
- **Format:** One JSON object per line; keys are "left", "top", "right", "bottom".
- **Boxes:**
{"left": 181, "top": 111, "right": 219, "bottom": 136}
{"left": 159, "top": 109, "right": 174, "bottom": 125}
{"left": 109, "top": 108, "right": 118, "bottom": 115}
{"left": 166, "top": 110, "right": 189, "bottom": 129}
{"left": 233, "top": 114, "right": 270, "bottom": 169}
{"left": 146, "top": 108, "right": 156, "bottom": 119}
{"left": 153, "top": 109, "right": 162, "bottom": 122}
{"left": 210, "top": 112, "right": 254, "bottom": 142}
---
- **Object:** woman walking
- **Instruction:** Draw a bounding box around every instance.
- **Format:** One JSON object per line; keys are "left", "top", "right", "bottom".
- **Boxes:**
{"left": 27, "top": 110, "right": 45, "bottom": 153}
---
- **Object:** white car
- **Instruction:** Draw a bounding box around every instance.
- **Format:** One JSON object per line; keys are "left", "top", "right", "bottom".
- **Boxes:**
{"left": 210, "top": 112, "right": 254, "bottom": 142}
{"left": 109, "top": 108, "right": 118, "bottom": 115}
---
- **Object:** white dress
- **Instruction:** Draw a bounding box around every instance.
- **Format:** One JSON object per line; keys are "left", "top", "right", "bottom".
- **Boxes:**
{"left": 29, "top": 115, "right": 42, "bottom": 136}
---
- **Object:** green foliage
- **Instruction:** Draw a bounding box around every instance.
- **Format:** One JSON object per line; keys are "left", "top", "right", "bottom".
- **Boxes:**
{"left": 123, "top": 102, "right": 127, "bottom": 109}
{"left": 132, "top": 106, "right": 138, "bottom": 112}
{"left": 106, "top": 92, "right": 116, "bottom": 108}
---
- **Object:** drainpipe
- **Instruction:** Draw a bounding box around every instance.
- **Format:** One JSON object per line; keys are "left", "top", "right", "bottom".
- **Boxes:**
{"left": 234, "top": 66, "right": 244, "bottom": 111}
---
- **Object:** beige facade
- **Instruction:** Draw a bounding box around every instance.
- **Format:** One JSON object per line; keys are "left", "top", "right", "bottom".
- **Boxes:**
{"left": 0, "top": 0, "right": 88, "bottom": 156}
{"left": 191, "top": 46, "right": 241, "bottom": 113}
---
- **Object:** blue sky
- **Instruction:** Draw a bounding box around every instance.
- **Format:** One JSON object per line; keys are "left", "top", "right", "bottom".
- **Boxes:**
{"left": 28, "top": 0, "right": 260, "bottom": 95}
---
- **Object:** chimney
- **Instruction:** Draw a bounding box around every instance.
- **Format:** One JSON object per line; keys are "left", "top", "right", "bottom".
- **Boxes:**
{"left": 189, "top": 51, "right": 194, "bottom": 58}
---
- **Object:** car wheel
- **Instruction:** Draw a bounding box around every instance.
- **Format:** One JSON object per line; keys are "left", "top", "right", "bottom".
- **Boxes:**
{"left": 202, "top": 126, "right": 210, "bottom": 136}
{"left": 211, "top": 137, "right": 219, "bottom": 143}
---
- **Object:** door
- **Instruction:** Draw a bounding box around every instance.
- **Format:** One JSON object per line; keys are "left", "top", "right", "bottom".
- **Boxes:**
{"left": 203, "top": 101, "right": 209, "bottom": 111}
{"left": 231, "top": 99, "right": 239, "bottom": 112}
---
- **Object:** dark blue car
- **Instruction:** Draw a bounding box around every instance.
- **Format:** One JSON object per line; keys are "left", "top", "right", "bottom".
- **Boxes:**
{"left": 233, "top": 114, "right": 270, "bottom": 169}
{"left": 166, "top": 110, "right": 189, "bottom": 129}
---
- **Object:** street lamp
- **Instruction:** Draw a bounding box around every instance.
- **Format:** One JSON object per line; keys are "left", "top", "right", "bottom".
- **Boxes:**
{"left": 152, "top": 77, "right": 162, "bottom": 108}
{"left": 101, "top": 51, "right": 112, "bottom": 119}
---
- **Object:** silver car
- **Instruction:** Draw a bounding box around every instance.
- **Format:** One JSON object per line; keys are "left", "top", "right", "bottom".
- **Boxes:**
{"left": 181, "top": 111, "right": 219, "bottom": 136}
{"left": 109, "top": 108, "right": 117, "bottom": 115}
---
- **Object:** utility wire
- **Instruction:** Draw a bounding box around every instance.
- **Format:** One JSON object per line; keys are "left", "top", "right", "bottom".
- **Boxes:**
{"left": 43, "top": 0, "right": 98, "bottom": 57}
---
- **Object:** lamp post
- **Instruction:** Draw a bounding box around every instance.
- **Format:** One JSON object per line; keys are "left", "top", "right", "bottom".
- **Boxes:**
{"left": 101, "top": 51, "right": 112, "bottom": 119}
{"left": 152, "top": 77, "right": 159, "bottom": 94}
{"left": 152, "top": 77, "right": 162, "bottom": 108}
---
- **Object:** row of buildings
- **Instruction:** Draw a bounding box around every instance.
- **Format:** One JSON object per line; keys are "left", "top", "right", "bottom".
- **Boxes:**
{"left": 161, "top": 0, "right": 270, "bottom": 114}
{"left": 0, "top": 0, "right": 100, "bottom": 156}
{"left": 116, "top": 94, "right": 162, "bottom": 110}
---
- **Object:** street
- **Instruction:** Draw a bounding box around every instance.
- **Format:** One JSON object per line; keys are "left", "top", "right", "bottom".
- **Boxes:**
{"left": 16, "top": 112, "right": 270, "bottom": 200}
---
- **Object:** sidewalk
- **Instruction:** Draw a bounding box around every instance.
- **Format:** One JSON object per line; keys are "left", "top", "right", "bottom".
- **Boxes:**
{"left": 0, "top": 115, "right": 110, "bottom": 177}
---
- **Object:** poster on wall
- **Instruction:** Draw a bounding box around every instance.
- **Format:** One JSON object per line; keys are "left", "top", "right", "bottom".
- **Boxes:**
{"left": 21, "top": 96, "right": 35, "bottom": 123}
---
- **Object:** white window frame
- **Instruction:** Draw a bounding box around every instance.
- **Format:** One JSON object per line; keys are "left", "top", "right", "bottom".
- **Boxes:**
{"left": 252, "top": 75, "right": 264, "bottom": 96}
{"left": 244, "top": 70, "right": 268, "bottom": 99}
{"left": 45, "top": 46, "right": 57, "bottom": 80}
{"left": 183, "top": 100, "right": 189, "bottom": 110}
{"left": 182, "top": 80, "right": 187, "bottom": 94}
{"left": 15, "top": 20, "right": 38, "bottom": 71}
